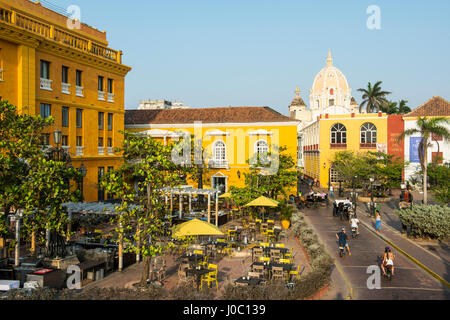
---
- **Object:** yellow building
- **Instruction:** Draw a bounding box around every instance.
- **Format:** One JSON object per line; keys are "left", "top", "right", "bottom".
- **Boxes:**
{"left": 125, "top": 107, "right": 300, "bottom": 193}
{"left": 302, "top": 112, "right": 388, "bottom": 188}
{"left": 0, "top": 0, "right": 131, "bottom": 202}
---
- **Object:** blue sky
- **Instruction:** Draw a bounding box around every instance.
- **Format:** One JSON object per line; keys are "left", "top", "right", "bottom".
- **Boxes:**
{"left": 49, "top": 0, "right": 450, "bottom": 114}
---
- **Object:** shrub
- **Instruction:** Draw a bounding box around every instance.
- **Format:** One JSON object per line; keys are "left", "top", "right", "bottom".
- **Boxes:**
{"left": 396, "top": 205, "right": 450, "bottom": 240}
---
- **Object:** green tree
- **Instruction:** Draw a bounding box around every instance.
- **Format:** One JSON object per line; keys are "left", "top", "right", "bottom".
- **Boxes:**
{"left": 381, "top": 101, "right": 399, "bottom": 115}
{"left": 423, "top": 163, "right": 450, "bottom": 206}
{"left": 358, "top": 81, "right": 392, "bottom": 113}
{"left": 101, "top": 132, "right": 184, "bottom": 285}
{"left": 0, "top": 101, "right": 52, "bottom": 238}
{"left": 397, "top": 100, "right": 412, "bottom": 114}
{"left": 398, "top": 117, "right": 450, "bottom": 204}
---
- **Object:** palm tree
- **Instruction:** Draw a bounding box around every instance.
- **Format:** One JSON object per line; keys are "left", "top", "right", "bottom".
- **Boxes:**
{"left": 358, "top": 81, "right": 392, "bottom": 113}
{"left": 381, "top": 101, "right": 399, "bottom": 115}
{"left": 397, "top": 100, "right": 412, "bottom": 114}
{"left": 398, "top": 117, "right": 450, "bottom": 204}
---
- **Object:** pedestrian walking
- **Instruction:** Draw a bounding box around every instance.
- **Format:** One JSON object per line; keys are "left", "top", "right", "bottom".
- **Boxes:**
{"left": 329, "top": 185, "right": 334, "bottom": 200}
{"left": 375, "top": 210, "right": 382, "bottom": 233}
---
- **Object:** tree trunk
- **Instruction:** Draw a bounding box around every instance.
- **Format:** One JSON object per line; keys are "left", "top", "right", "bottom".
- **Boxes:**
{"left": 141, "top": 255, "right": 151, "bottom": 286}
{"left": 136, "top": 222, "right": 141, "bottom": 263}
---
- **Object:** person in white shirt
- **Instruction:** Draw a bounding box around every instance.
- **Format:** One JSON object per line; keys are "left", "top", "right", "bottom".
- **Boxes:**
{"left": 350, "top": 217, "right": 360, "bottom": 234}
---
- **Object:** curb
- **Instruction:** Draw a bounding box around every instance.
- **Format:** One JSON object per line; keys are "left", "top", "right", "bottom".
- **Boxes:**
{"left": 359, "top": 219, "right": 450, "bottom": 289}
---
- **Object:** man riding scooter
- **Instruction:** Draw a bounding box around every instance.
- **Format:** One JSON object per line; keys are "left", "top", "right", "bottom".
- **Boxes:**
{"left": 381, "top": 246, "right": 395, "bottom": 276}
{"left": 336, "top": 228, "right": 351, "bottom": 256}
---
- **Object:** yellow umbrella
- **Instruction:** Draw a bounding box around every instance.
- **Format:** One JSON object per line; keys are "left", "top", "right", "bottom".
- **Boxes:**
{"left": 219, "top": 192, "right": 232, "bottom": 199}
{"left": 172, "top": 219, "right": 224, "bottom": 238}
{"left": 244, "top": 196, "right": 279, "bottom": 208}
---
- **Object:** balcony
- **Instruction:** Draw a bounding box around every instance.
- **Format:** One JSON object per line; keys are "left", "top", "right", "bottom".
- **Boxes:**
{"left": 330, "top": 143, "right": 347, "bottom": 150}
{"left": 62, "top": 146, "right": 70, "bottom": 153}
{"left": 61, "top": 82, "right": 71, "bottom": 94}
{"left": 76, "top": 86, "right": 84, "bottom": 97}
{"left": 0, "top": 7, "right": 123, "bottom": 64}
{"left": 107, "top": 147, "right": 114, "bottom": 155}
{"left": 208, "top": 159, "right": 229, "bottom": 169}
{"left": 98, "top": 91, "right": 105, "bottom": 101}
{"left": 0, "top": 68, "right": 3, "bottom": 81}
{"left": 40, "top": 78, "right": 53, "bottom": 91}
{"left": 107, "top": 92, "right": 115, "bottom": 103}
{"left": 98, "top": 147, "right": 105, "bottom": 155}
{"left": 360, "top": 143, "right": 377, "bottom": 149}
{"left": 76, "top": 146, "right": 84, "bottom": 156}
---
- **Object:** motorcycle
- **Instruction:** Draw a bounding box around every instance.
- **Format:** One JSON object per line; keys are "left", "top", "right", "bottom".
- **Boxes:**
{"left": 384, "top": 265, "right": 394, "bottom": 281}
{"left": 339, "top": 244, "right": 346, "bottom": 257}
{"left": 351, "top": 227, "right": 358, "bottom": 239}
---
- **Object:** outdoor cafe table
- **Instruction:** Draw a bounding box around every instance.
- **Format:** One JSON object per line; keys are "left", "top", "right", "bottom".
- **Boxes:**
{"left": 253, "top": 246, "right": 289, "bottom": 256}
{"left": 179, "top": 253, "right": 205, "bottom": 265}
{"left": 235, "top": 276, "right": 262, "bottom": 286}
{"left": 251, "top": 261, "right": 294, "bottom": 278}
{"left": 186, "top": 267, "right": 214, "bottom": 289}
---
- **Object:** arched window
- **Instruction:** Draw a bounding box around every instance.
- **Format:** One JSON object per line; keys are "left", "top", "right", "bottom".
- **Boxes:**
{"left": 213, "top": 140, "right": 226, "bottom": 161}
{"left": 254, "top": 140, "right": 269, "bottom": 163}
{"left": 331, "top": 123, "right": 347, "bottom": 144}
{"left": 360, "top": 123, "right": 377, "bottom": 144}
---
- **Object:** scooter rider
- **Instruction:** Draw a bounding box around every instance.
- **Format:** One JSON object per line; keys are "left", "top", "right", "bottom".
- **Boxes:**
{"left": 336, "top": 228, "right": 351, "bottom": 256}
{"left": 350, "top": 216, "right": 360, "bottom": 235}
{"left": 381, "top": 246, "right": 395, "bottom": 276}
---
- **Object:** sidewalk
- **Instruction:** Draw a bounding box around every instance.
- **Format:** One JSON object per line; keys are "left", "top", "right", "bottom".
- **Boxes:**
{"left": 356, "top": 205, "right": 450, "bottom": 288}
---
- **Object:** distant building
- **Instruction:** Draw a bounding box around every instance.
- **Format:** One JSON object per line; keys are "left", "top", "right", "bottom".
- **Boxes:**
{"left": 138, "top": 99, "right": 190, "bottom": 110}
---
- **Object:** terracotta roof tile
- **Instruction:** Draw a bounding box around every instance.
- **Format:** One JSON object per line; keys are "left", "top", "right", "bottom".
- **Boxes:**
{"left": 407, "top": 96, "right": 450, "bottom": 117}
{"left": 125, "top": 107, "right": 296, "bottom": 125}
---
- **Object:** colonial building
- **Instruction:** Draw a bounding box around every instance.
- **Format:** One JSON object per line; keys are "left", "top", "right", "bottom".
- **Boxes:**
{"left": 125, "top": 107, "right": 300, "bottom": 193}
{"left": 289, "top": 50, "right": 360, "bottom": 130}
{"left": 302, "top": 112, "right": 388, "bottom": 188}
{"left": 402, "top": 96, "right": 450, "bottom": 182}
{"left": 0, "top": 0, "right": 131, "bottom": 202}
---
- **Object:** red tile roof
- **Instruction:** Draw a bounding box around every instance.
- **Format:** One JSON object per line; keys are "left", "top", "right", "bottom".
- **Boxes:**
{"left": 407, "top": 96, "right": 450, "bottom": 117}
{"left": 125, "top": 107, "right": 296, "bottom": 125}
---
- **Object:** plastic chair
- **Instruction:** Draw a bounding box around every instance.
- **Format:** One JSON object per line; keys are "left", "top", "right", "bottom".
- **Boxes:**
{"left": 259, "top": 242, "right": 270, "bottom": 248}
{"left": 275, "top": 243, "right": 285, "bottom": 248}
{"left": 259, "top": 256, "right": 270, "bottom": 263}
{"left": 201, "top": 264, "right": 218, "bottom": 290}
{"left": 279, "top": 258, "right": 291, "bottom": 264}
{"left": 289, "top": 264, "right": 302, "bottom": 281}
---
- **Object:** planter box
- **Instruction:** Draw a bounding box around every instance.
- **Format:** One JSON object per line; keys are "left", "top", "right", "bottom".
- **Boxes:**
{"left": 26, "top": 269, "right": 65, "bottom": 289}
{"left": 358, "top": 196, "right": 392, "bottom": 203}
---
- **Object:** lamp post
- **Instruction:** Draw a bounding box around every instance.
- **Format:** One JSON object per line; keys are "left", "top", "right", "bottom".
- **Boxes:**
{"left": 78, "top": 163, "right": 87, "bottom": 202}
{"left": 370, "top": 177, "right": 375, "bottom": 217}
{"left": 352, "top": 175, "right": 357, "bottom": 213}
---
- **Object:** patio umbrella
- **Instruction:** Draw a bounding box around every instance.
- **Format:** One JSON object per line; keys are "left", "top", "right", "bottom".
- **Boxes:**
{"left": 219, "top": 192, "right": 231, "bottom": 199}
{"left": 172, "top": 219, "right": 224, "bottom": 238}
{"left": 244, "top": 196, "right": 279, "bottom": 221}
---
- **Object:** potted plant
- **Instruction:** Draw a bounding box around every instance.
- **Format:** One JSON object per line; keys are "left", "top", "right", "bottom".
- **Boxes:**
{"left": 279, "top": 200, "right": 294, "bottom": 229}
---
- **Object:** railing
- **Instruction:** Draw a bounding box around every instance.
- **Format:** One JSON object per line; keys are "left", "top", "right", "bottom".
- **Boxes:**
{"left": 61, "top": 82, "right": 71, "bottom": 94}
{"left": 76, "top": 146, "right": 84, "bottom": 156}
{"left": 98, "top": 91, "right": 105, "bottom": 101}
{"left": 208, "top": 159, "right": 229, "bottom": 169}
{"left": 0, "top": 6, "right": 122, "bottom": 63}
{"left": 98, "top": 147, "right": 105, "bottom": 155}
{"left": 40, "top": 78, "right": 53, "bottom": 91}
{"left": 107, "top": 147, "right": 114, "bottom": 155}
{"left": 107, "top": 92, "right": 114, "bottom": 103}
{"left": 76, "top": 86, "right": 84, "bottom": 97}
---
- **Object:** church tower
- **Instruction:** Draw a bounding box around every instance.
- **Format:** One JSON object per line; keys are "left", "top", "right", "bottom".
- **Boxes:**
{"left": 289, "top": 87, "right": 307, "bottom": 119}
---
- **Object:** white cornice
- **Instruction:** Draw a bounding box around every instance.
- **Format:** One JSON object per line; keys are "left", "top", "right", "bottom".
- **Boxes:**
{"left": 125, "top": 121, "right": 300, "bottom": 129}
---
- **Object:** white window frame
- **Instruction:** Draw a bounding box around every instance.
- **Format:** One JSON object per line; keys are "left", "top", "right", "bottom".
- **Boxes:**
{"left": 213, "top": 140, "right": 227, "bottom": 162}
{"left": 330, "top": 123, "right": 347, "bottom": 144}
{"left": 360, "top": 123, "right": 377, "bottom": 144}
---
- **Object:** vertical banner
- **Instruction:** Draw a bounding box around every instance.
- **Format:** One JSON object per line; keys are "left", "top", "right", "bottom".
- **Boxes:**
{"left": 409, "top": 137, "right": 422, "bottom": 163}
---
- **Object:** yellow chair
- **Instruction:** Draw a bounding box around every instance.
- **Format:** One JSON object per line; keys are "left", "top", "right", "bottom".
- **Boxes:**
{"left": 227, "top": 229, "right": 236, "bottom": 241}
{"left": 259, "top": 257, "right": 270, "bottom": 263}
{"left": 217, "top": 238, "right": 226, "bottom": 243}
{"left": 279, "top": 258, "right": 291, "bottom": 264}
{"left": 284, "top": 248, "right": 293, "bottom": 260}
{"left": 267, "top": 229, "right": 276, "bottom": 243}
{"left": 289, "top": 264, "right": 302, "bottom": 281}
{"left": 201, "top": 264, "right": 219, "bottom": 290}
{"left": 259, "top": 242, "right": 270, "bottom": 247}
{"left": 275, "top": 243, "right": 285, "bottom": 248}
{"left": 194, "top": 250, "right": 204, "bottom": 255}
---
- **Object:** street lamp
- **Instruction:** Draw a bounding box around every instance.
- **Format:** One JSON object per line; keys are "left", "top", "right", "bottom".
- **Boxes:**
{"left": 78, "top": 163, "right": 87, "bottom": 202}
{"left": 352, "top": 175, "right": 358, "bottom": 213}
{"left": 53, "top": 129, "right": 62, "bottom": 146}
{"left": 370, "top": 177, "right": 375, "bottom": 216}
